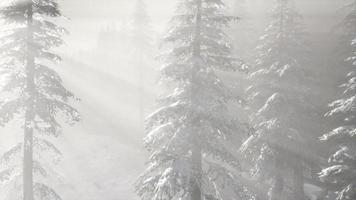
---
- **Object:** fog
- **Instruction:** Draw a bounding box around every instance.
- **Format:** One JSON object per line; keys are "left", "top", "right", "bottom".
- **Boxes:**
{"left": 0, "top": 0, "right": 355, "bottom": 200}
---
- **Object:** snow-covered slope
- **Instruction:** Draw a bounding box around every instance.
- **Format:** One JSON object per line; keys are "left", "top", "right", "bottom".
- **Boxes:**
{"left": 55, "top": 56, "right": 156, "bottom": 200}
{"left": 0, "top": 56, "right": 156, "bottom": 200}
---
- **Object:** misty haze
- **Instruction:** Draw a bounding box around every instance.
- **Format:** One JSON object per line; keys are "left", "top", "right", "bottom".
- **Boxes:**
{"left": 0, "top": 0, "right": 355, "bottom": 200}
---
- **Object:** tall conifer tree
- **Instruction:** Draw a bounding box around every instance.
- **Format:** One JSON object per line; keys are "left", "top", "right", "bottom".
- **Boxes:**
{"left": 0, "top": 0, "right": 79, "bottom": 199}
{"left": 319, "top": 1, "right": 356, "bottom": 200}
{"left": 136, "top": 0, "right": 249, "bottom": 200}
{"left": 240, "top": 0, "right": 319, "bottom": 199}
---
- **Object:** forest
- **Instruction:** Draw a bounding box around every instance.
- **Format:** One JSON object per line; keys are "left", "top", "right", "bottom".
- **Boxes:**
{"left": 0, "top": 0, "right": 355, "bottom": 200}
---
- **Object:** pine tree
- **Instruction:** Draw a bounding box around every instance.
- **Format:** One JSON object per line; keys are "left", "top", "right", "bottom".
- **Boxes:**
{"left": 131, "top": 0, "right": 154, "bottom": 129}
{"left": 136, "top": 0, "right": 250, "bottom": 200}
{"left": 240, "top": 0, "right": 320, "bottom": 199}
{"left": 0, "top": 0, "right": 80, "bottom": 200}
{"left": 319, "top": 1, "right": 356, "bottom": 200}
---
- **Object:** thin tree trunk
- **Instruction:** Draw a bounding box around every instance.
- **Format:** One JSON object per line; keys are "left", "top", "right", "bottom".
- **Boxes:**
{"left": 270, "top": 173, "right": 283, "bottom": 200}
{"left": 292, "top": 158, "right": 305, "bottom": 200}
{"left": 24, "top": 3, "right": 35, "bottom": 200}
{"left": 23, "top": 116, "right": 34, "bottom": 200}
{"left": 269, "top": 160, "right": 284, "bottom": 200}
{"left": 191, "top": 1, "right": 202, "bottom": 200}
{"left": 193, "top": 0, "right": 202, "bottom": 58}
{"left": 191, "top": 145, "right": 202, "bottom": 200}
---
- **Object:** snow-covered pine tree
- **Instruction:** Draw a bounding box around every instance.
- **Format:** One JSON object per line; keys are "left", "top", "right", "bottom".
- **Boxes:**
{"left": 319, "top": 1, "right": 356, "bottom": 200}
{"left": 0, "top": 0, "right": 80, "bottom": 200}
{"left": 240, "top": 0, "right": 320, "bottom": 199}
{"left": 136, "top": 0, "right": 250, "bottom": 200}
{"left": 131, "top": 0, "right": 154, "bottom": 129}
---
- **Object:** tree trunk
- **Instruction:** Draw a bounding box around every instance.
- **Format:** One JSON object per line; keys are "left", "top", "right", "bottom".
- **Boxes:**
{"left": 269, "top": 159, "right": 284, "bottom": 200}
{"left": 191, "top": 145, "right": 202, "bottom": 200}
{"left": 23, "top": 116, "right": 34, "bottom": 200}
{"left": 270, "top": 173, "right": 283, "bottom": 200}
{"left": 24, "top": 3, "right": 35, "bottom": 200}
{"left": 193, "top": 0, "right": 202, "bottom": 58}
{"left": 292, "top": 159, "right": 305, "bottom": 200}
{"left": 191, "top": 1, "right": 202, "bottom": 200}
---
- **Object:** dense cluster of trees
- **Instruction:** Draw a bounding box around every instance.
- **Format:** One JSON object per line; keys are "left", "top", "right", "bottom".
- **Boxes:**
{"left": 0, "top": 0, "right": 355, "bottom": 200}
{"left": 136, "top": 0, "right": 356, "bottom": 200}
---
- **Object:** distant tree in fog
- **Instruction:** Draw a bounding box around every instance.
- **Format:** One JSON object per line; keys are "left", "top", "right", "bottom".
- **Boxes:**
{"left": 132, "top": 0, "right": 153, "bottom": 55}
{"left": 230, "top": 0, "right": 255, "bottom": 60}
{"left": 335, "top": 0, "right": 356, "bottom": 55}
{"left": 0, "top": 0, "right": 80, "bottom": 200}
{"left": 136, "top": 0, "right": 251, "bottom": 200}
{"left": 131, "top": 0, "right": 154, "bottom": 128}
{"left": 240, "top": 0, "right": 322, "bottom": 199}
{"left": 319, "top": 1, "right": 356, "bottom": 200}
{"left": 96, "top": 22, "right": 130, "bottom": 57}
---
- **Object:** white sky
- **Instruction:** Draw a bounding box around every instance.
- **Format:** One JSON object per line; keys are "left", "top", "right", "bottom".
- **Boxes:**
{"left": 58, "top": 0, "right": 343, "bottom": 53}
{"left": 60, "top": 0, "right": 175, "bottom": 52}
